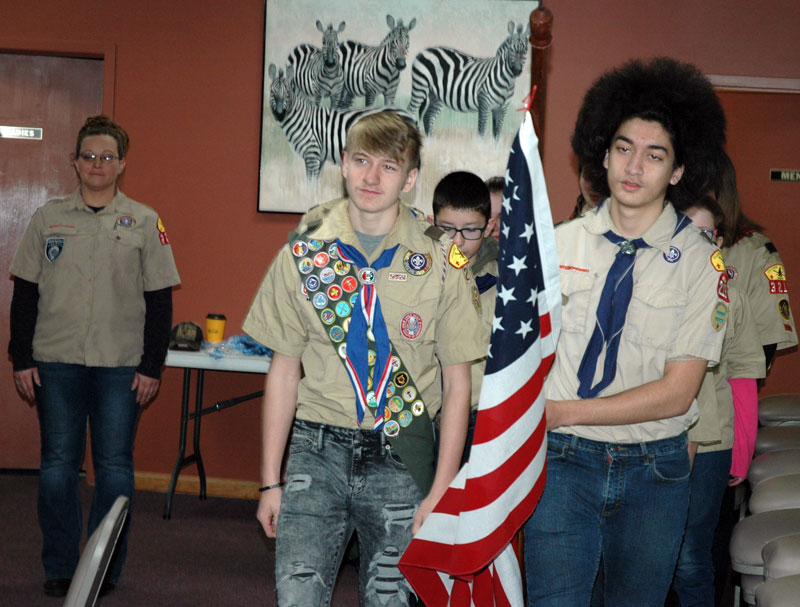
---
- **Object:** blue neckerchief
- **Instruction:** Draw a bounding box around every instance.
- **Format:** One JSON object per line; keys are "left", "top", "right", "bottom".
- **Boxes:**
{"left": 576, "top": 212, "right": 690, "bottom": 399}
{"left": 335, "top": 239, "right": 398, "bottom": 428}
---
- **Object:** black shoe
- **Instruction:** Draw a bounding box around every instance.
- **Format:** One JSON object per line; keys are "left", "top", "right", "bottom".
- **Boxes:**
{"left": 99, "top": 580, "right": 116, "bottom": 597}
{"left": 43, "top": 578, "right": 71, "bottom": 597}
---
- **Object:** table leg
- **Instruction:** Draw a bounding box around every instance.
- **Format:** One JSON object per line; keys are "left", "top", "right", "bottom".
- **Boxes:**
{"left": 164, "top": 367, "right": 192, "bottom": 519}
{"left": 194, "top": 369, "right": 207, "bottom": 500}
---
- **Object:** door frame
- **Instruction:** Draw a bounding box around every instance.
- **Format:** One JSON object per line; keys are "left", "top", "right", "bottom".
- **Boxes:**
{"left": 0, "top": 38, "right": 116, "bottom": 115}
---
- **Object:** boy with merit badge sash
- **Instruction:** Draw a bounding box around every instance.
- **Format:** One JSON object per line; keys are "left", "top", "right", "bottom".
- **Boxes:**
{"left": 243, "top": 112, "right": 484, "bottom": 607}
{"left": 522, "top": 57, "right": 730, "bottom": 606}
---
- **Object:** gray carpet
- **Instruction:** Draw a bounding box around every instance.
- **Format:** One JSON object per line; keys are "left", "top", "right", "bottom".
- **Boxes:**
{"left": 0, "top": 473, "right": 359, "bottom": 606}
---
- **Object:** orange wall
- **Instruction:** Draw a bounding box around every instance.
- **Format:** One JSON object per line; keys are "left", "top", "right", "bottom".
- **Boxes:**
{"left": 2, "top": 0, "right": 799, "bottom": 483}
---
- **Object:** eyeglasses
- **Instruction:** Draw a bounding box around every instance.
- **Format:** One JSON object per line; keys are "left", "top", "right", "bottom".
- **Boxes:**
{"left": 698, "top": 227, "right": 718, "bottom": 241}
{"left": 78, "top": 152, "right": 118, "bottom": 163}
{"left": 435, "top": 224, "right": 487, "bottom": 241}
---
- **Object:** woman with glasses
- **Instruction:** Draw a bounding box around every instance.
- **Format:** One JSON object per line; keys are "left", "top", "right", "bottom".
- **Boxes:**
{"left": 8, "top": 115, "right": 180, "bottom": 598}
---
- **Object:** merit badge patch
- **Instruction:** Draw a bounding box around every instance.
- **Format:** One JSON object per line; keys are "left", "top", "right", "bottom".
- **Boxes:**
{"left": 402, "top": 386, "right": 417, "bottom": 402}
{"left": 663, "top": 246, "right": 681, "bottom": 263}
{"left": 726, "top": 266, "right": 738, "bottom": 280}
{"left": 305, "top": 275, "right": 320, "bottom": 292}
{"left": 334, "top": 260, "right": 350, "bottom": 276}
{"left": 398, "top": 411, "right": 412, "bottom": 428}
{"left": 298, "top": 258, "right": 314, "bottom": 274}
{"left": 312, "top": 292, "right": 328, "bottom": 309}
{"left": 327, "top": 242, "right": 339, "bottom": 259}
{"left": 307, "top": 238, "right": 324, "bottom": 251}
{"left": 313, "top": 252, "right": 330, "bottom": 268}
{"left": 394, "top": 372, "right": 409, "bottom": 387}
{"left": 320, "top": 309, "right": 335, "bottom": 325}
{"left": 157, "top": 217, "right": 170, "bottom": 245}
{"left": 400, "top": 312, "right": 423, "bottom": 340}
{"left": 385, "top": 383, "right": 396, "bottom": 398}
{"left": 45, "top": 237, "right": 65, "bottom": 263}
{"left": 115, "top": 215, "right": 135, "bottom": 229}
{"left": 711, "top": 301, "right": 728, "bottom": 332}
{"left": 338, "top": 343, "right": 347, "bottom": 359}
{"left": 292, "top": 241, "right": 309, "bottom": 257}
{"left": 327, "top": 285, "right": 342, "bottom": 301}
{"left": 710, "top": 250, "right": 726, "bottom": 272}
{"left": 717, "top": 273, "right": 730, "bottom": 303}
{"left": 403, "top": 251, "right": 431, "bottom": 276}
{"left": 765, "top": 264, "right": 789, "bottom": 294}
{"left": 412, "top": 400, "right": 425, "bottom": 416}
{"left": 329, "top": 326, "right": 345, "bottom": 343}
{"left": 448, "top": 243, "right": 469, "bottom": 269}
{"left": 389, "top": 396, "right": 405, "bottom": 413}
{"left": 319, "top": 267, "right": 335, "bottom": 284}
{"left": 384, "top": 420, "right": 400, "bottom": 437}
{"left": 778, "top": 298, "right": 791, "bottom": 321}
{"left": 341, "top": 276, "right": 358, "bottom": 293}
{"left": 335, "top": 301, "right": 351, "bottom": 317}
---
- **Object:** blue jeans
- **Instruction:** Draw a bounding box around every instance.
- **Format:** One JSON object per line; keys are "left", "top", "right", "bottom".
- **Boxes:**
{"left": 35, "top": 362, "right": 140, "bottom": 583}
{"left": 276, "top": 419, "right": 424, "bottom": 607}
{"left": 524, "top": 431, "right": 691, "bottom": 607}
{"left": 671, "top": 449, "right": 731, "bottom": 606}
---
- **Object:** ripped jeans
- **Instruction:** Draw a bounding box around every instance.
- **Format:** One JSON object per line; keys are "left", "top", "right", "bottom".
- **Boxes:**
{"left": 275, "top": 419, "right": 424, "bottom": 607}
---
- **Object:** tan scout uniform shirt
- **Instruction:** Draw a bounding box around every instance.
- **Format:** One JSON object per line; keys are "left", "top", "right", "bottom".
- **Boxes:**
{"left": 546, "top": 201, "right": 727, "bottom": 443}
{"left": 722, "top": 232, "right": 798, "bottom": 351}
{"left": 470, "top": 250, "right": 498, "bottom": 411}
{"left": 690, "top": 283, "right": 766, "bottom": 452}
{"left": 243, "top": 198, "right": 485, "bottom": 428}
{"left": 10, "top": 189, "right": 181, "bottom": 367}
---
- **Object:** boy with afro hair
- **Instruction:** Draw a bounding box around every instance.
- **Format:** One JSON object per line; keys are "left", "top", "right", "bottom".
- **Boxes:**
{"left": 523, "top": 57, "right": 730, "bottom": 605}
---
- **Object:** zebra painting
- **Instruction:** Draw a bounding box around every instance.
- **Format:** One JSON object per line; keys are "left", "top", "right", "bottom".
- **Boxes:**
{"left": 287, "top": 20, "right": 346, "bottom": 108}
{"left": 407, "top": 21, "right": 530, "bottom": 140}
{"left": 337, "top": 15, "right": 416, "bottom": 110}
{"left": 268, "top": 63, "right": 414, "bottom": 181}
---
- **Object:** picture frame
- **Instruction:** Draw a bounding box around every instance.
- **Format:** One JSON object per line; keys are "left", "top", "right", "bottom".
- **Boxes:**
{"left": 258, "top": 0, "right": 539, "bottom": 214}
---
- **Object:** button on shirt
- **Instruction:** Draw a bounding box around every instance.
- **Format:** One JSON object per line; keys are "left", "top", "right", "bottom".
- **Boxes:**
{"left": 546, "top": 201, "right": 727, "bottom": 443}
{"left": 10, "top": 189, "right": 181, "bottom": 367}
{"left": 243, "top": 198, "right": 485, "bottom": 428}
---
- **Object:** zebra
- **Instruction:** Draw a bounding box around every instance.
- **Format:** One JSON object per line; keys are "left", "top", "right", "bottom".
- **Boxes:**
{"left": 407, "top": 21, "right": 530, "bottom": 140}
{"left": 287, "top": 20, "right": 346, "bottom": 108}
{"left": 267, "top": 63, "right": 414, "bottom": 181}
{"left": 336, "top": 15, "right": 416, "bottom": 110}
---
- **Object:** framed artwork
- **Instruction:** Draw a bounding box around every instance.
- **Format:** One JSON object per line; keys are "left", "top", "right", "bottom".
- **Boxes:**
{"left": 258, "top": 0, "right": 539, "bottom": 213}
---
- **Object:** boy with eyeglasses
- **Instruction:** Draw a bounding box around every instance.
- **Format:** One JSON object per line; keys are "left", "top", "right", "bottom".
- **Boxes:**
{"left": 431, "top": 170, "right": 497, "bottom": 463}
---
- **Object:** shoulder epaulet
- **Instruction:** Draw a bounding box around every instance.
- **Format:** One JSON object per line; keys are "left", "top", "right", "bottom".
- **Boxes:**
{"left": 287, "top": 217, "right": 322, "bottom": 244}
{"left": 424, "top": 225, "right": 444, "bottom": 240}
{"left": 765, "top": 241, "right": 778, "bottom": 254}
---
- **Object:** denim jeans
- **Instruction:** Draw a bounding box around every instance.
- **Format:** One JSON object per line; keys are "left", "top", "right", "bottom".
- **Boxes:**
{"left": 276, "top": 419, "right": 424, "bottom": 607}
{"left": 35, "top": 362, "right": 140, "bottom": 583}
{"left": 524, "top": 431, "right": 691, "bottom": 607}
{"left": 671, "top": 449, "right": 732, "bottom": 607}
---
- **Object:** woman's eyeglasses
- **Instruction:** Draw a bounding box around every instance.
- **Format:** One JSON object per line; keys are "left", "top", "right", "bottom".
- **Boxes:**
{"left": 78, "top": 153, "right": 118, "bottom": 163}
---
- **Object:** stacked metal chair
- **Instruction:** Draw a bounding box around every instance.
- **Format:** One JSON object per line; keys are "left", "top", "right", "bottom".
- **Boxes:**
{"left": 730, "top": 394, "right": 800, "bottom": 605}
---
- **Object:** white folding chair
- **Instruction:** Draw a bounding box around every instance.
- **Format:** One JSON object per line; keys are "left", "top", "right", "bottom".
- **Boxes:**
{"left": 62, "top": 495, "right": 129, "bottom": 607}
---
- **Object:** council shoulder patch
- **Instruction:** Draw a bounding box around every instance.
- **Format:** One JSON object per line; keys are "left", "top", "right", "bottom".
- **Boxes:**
{"left": 157, "top": 216, "right": 170, "bottom": 245}
{"left": 448, "top": 243, "right": 469, "bottom": 269}
{"left": 765, "top": 263, "right": 789, "bottom": 294}
{"left": 710, "top": 249, "right": 726, "bottom": 272}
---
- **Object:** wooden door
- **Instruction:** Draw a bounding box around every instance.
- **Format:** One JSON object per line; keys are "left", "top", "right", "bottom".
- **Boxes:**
{"left": 0, "top": 53, "right": 103, "bottom": 468}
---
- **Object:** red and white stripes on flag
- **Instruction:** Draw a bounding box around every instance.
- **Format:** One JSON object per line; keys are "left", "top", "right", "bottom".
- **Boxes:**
{"left": 399, "top": 112, "right": 561, "bottom": 607}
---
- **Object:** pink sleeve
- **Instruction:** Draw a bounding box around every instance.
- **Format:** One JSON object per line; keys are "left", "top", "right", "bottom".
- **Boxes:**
{"left": 729, "top": 377, "right": 759, "bottom": 478}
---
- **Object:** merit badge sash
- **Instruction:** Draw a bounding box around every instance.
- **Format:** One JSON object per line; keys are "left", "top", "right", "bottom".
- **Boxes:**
{"left": 291, "top": 236, "right": 435, "bottom": 494}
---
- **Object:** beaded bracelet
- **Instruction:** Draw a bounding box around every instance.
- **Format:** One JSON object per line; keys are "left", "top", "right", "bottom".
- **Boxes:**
{"left": 258, "top": 482, "right": 285, "bottom": 492}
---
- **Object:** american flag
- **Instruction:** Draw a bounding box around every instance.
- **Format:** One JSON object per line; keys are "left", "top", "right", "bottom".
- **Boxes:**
{"left": 398, "top": 112, "right": 561, "bottom": 606}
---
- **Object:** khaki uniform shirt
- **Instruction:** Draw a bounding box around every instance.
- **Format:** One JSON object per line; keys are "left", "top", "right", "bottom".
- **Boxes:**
{"left": 243, "top": 198, "right": 485, "bottom": 428}
{"left": 546, "top": 201, "right": 727, "bottom": 443}
{"left": 722, "top": 232, "right": 798, "bottom": 351}
{"left": 690, "top": 283, "right": 766, "bottom": 452}
{"left": 10, "top": 189, "right": 181, "bottom": 367}
{"left": 470, "top": 241, "right": 498, "bottom": 410}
